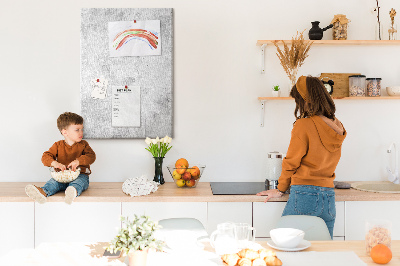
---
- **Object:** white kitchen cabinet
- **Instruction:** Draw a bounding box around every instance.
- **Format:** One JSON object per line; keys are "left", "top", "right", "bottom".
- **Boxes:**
{"left": 207, "top": 202, "right": 252, "bottom": 235}
{"left": 35, "top": 202, "right": 121, "bottom": 247}
{"left": 253, "top": 202, "right": 345, "bottom": 238}
{"left": 345, "top": 201, "right": 400, "bottom": 240}
{"left": 0, "top": 203, "right": 34, "bottom": 257}
{"left": 253, "top": 202, "right": 286, "bottom": 238}
{"left": 122, "top": 202, "right": 207, "bottom": 230}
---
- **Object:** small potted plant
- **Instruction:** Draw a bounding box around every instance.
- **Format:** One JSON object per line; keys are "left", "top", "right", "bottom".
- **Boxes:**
{"left": 107, "top": 215, "right": 164, "bottom": 266}
{"left": 272, "top": 85, "right": 281, "bottom": 97}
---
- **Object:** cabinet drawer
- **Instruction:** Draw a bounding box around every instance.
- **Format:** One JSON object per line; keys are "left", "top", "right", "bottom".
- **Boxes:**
{"left": 345, "top": 201, "right": 400, "bottom": 240}
{"left": 35, "top": 202, "right": 121, "bottom": 246}
{"left": 0, "top": 203, "right": 34, "bottom": 257}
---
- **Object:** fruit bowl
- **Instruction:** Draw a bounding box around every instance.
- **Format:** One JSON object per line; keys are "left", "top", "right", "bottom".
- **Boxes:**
{"left": 50, "top": 167, "right": 80, "bottom": 183}
{"left": 167, "top": 165, "right": 206, "bottom": 188}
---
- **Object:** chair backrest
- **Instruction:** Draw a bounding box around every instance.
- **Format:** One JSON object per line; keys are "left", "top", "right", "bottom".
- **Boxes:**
{"left": 274, "top": 215, "right": 332, "bottom": 241}
{"left": 158, "top": 218, "right": 205, "bottom": 231}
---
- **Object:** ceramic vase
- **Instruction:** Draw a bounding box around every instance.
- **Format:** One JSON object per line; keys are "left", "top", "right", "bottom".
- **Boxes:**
{"left": 153, "top": 157, "right": 165, "bottom": 185}
{"left": 128, "top": 249, "right": 149, "bottom": 266}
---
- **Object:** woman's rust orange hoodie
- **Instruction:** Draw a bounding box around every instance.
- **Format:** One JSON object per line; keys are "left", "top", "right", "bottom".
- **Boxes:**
{"left": 277, "top": 116, "right": 346, "bottom": 192}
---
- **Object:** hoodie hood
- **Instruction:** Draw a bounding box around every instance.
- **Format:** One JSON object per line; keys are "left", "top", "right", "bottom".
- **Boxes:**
{"left": 310, "top": 116, "right": 346, "bottom": 152}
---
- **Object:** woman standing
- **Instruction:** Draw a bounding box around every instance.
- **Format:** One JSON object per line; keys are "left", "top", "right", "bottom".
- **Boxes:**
{"left": 257, "top": 76, "right": 346, "bottom": 238}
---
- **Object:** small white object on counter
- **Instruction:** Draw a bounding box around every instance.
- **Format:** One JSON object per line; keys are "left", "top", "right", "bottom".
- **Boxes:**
{"left": 386, "top": 86, "right": 400, "bottom": 96}
{"left": 122, "top": 175, "right": 158, "bottom": 197}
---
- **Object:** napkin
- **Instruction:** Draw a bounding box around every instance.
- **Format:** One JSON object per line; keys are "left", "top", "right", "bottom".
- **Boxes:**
{"left": 122, "top": 176, "right": 158, "bottom": 197}
{"left": 277, "top": 251, "right": 367, "bottom": 266}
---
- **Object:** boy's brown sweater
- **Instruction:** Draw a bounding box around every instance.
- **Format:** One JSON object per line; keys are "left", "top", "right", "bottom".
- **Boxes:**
{"left": 42, "top": 140, "right": 96, "bottom": 175}
{"left": 277, "top": 116, "right": 346, "bottom": 192}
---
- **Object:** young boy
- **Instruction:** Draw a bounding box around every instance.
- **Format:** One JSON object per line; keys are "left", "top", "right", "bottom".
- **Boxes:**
{"left": 25, "top": 112, "right": 96, "bottom": 204}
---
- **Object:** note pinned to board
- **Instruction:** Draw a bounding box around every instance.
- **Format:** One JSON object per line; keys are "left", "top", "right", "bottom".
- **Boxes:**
{"left": 112, "top": 85, "right": 140, "bottom": 127}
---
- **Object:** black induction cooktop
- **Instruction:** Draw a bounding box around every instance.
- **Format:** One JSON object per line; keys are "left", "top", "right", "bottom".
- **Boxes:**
{"left": 210, "top": 182, "right": 266, "bottom": 195}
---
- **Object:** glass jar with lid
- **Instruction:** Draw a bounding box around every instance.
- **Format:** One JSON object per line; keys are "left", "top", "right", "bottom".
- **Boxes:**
{"left": 366, "top": 78, "right": 382, "bottom": 97}
{"left": 349, "top": 75, "right": 366, "bottom": 97}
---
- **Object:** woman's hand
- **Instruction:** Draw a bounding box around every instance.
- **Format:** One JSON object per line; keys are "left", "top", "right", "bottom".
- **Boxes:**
{"left": 256, "top": 189, "right": 283, "bottom": 203}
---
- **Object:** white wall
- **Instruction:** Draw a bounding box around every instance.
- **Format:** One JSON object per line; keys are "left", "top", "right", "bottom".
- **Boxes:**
{"left": 1, "top": 0, "right": 399, "bottom": 183}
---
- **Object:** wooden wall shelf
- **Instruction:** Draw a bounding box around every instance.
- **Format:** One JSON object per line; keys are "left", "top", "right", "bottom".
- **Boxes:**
{"left": 258, "top": 96, "right": 400, "bottom": 127}
{"left": 257, "top": 40, "right": 400, "bottom": 74}
{"left": 257, "top": 40, "right": 400, "bottom": 46}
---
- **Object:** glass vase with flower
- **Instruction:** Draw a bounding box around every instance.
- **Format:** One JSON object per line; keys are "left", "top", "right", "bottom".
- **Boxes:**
{"left": 145, "top": 136, "right": 172, "bottom": 185}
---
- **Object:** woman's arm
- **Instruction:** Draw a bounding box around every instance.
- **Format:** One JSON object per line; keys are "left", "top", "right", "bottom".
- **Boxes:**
{"left": 277, "top": 122, "right": 309, "bottom": 192}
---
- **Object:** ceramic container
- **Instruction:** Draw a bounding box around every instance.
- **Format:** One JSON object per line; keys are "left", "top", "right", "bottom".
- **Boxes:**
{"left": 386, "top": 86, "right": 400, "bottom": 96}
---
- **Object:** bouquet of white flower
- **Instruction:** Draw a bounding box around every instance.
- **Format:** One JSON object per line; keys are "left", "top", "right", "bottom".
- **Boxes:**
{"left": 145, "top": 136, "right": 172, "bottom": 158}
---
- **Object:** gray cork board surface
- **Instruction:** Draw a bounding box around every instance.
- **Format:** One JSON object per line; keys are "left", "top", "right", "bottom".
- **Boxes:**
{"left": 80, "top": 8, "right": 173, "bottom": 139}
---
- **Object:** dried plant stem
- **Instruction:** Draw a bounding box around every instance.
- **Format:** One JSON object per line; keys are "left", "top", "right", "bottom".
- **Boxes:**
{"left": 273, "top": 31, "right": 313, "bottom": 87}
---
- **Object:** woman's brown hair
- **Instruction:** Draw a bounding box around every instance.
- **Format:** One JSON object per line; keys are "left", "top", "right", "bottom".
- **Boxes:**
{"left": 290, "top": 76, "right": 336, "bottom": 120}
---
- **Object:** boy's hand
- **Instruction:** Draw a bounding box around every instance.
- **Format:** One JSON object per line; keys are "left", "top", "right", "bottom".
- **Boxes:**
{"left": 51, "top": 161, "right": 66, "bottom": 171}
{"left": 67, "top": 160, "right": 80, "bottom": 171}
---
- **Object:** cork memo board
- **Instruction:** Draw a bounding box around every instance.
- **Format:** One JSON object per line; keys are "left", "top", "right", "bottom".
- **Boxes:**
{"left": 80, "top": 8, "right": 173, "bottom": 139}
{"left": 319, "top": 73, "right": 361, "bottom": 98}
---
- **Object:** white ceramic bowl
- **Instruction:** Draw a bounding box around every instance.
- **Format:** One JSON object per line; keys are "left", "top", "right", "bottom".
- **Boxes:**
{"left": 386, "top": 86, "right": 400, "bottom": 96}
{"left": 270, "top": 228, "right": 305, "bottom": 249}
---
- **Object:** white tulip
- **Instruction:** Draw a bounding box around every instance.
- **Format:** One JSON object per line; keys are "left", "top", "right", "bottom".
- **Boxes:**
{"left": 151, "top": 138, "right": 158, "bottom": 144}
{"left": 145, "top": 137, "right": 152, "bottom": 145}
{"left": 167, "top": 136, "right": 172, "bottom": 143}
{"left": 155, "top": 137, "right": 160, "bottom": 143}
{"left": 160, "top": 137, "right": 165, "bottom": 143}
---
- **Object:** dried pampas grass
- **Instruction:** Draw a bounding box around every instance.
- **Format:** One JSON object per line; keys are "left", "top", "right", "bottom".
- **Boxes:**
{"left": 273, "top": 31, "right": 313, "bottom": 86}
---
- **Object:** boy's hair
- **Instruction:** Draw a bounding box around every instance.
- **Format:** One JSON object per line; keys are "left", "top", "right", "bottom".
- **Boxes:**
{"left": 290, "top": 76, "right": 336, "bottom": 120}
{"left": 57, "top": 112, "right": 83, "bottom": 132}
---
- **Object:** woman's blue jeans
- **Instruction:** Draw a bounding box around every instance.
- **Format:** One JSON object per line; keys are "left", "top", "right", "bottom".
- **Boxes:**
{"left": 42, "top": 174, "right": 89, "bottom": 197}
{"left": 282, "top": 185, "right": 336, "bottom": 238}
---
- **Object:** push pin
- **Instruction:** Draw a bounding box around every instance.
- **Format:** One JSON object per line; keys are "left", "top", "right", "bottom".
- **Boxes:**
{"left": 134, "top": 20, "right": 136, "bottom": 23}
{"left": 125, "top": 85, "right": 128, "bottom": 89}
{"left": 97, "top": 79, "right": 100, "bottom": 82}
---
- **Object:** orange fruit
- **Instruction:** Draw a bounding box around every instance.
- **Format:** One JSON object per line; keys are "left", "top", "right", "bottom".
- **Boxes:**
{"left": 175, "top": 158, "right": 189, "bottom": 174}
{"left": 370, "top": 244, "right": 392, "bottom": 264}
{"left": 175, "top": 158, "right": 189, "bottom": 168}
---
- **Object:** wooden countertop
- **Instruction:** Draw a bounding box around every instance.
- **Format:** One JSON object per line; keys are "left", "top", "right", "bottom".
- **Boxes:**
{"left": 2, "top": 181, "right": 400, "bottom": 202}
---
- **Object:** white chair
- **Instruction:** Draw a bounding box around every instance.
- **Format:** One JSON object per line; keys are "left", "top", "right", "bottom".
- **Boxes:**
{"left": 274, "top": 215, "right": 332, "bottom": 241}
{"left": 156, "top": 218, "right": 209, "bottom": 250}
{"left": 158, "top": 218, "right": 207, "bottom": 232}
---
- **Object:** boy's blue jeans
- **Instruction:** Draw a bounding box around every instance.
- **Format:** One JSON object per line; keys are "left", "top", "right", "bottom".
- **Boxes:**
{"left": 42, "top": 174, "right": 89, "bottom": 197}
{"left": 282, "top": 185, "right": 336, "bottom": 239}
